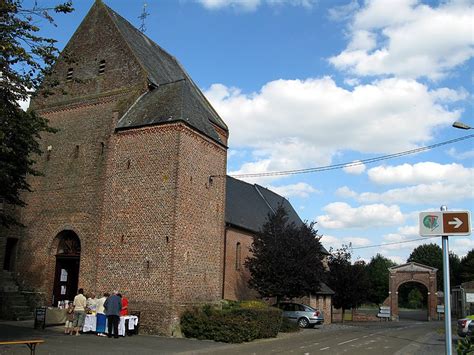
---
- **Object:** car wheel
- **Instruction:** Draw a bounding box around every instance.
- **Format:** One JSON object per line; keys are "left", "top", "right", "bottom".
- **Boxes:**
{"left": 298, "top": 318, "right": 309, "bottom": 328}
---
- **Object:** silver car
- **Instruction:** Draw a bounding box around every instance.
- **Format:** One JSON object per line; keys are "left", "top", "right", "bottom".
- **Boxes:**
{"left": 457, "top": 315, "right": 474, "bottom": 337}
{"left": 274, "top": 302, "right": 324, "bottom": 328}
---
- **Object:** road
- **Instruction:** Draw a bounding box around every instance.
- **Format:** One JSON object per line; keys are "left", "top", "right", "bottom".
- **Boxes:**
{"left": 0, "top": 319, "right": 456, "bottom": 354}
{"left": 187, "top": 321, "right": 452, "bottom": 355}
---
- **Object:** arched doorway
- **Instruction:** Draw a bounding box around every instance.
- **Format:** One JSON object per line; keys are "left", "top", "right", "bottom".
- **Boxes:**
{"left": 397, "top": 281, "right": 429, "bottom": 321}
{"left": 52, "top": 231, "right": 81, "bottom": 306}
{"left": 388, "top": 262, "right": 437, "bottom": 321}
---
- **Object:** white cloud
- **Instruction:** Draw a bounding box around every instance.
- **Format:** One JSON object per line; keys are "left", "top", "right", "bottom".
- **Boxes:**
{"left": 380, "top": 254, "right": 405, "bottom": 265}
{"left": 337, "top": 162, "right": 474, "bottom": 204}
{"left": 206, "top": 78, "right": 462, "bottom": 177}
{"left": 266, "top": 182, "right": 318, "bottom": 198}
{"left": 197, "top": 0, "right": 261, "bottom": 11}
{"left": 343, "top": 160, "right": 366, "bottom": 175}
{"left": 447, "top": 147, "right": 474, "bottom": 160}
{"left": 317, "top": 202, "right": 405, "bottom": 229}
{"left": 450, "top": 238, "right": 474, "bottom": 258}
{"left": 381, "top": 231, "right": 427, "bottom": 251}
{"left": 197, "top": 0, "right": 317, "bottom": 11}
{"left": 345, "top": 182, "right": 474, "bottom": 205}
{"left": 328, "top": 0, "right": 359, "bottom": 21}
{"left": 319, "top": 234, "right": 340, "bottom": 250}
{"left": 336, "top": 186, "right": 358, "bottom": 199}
{"left": 329, "top": 0, "right": 474, "bottom": 79}
{"left": 345, "top": 237, "right": 371, "bottom": 247}
{"left": 368, "top": 162, "right": 474, "bottom": 185}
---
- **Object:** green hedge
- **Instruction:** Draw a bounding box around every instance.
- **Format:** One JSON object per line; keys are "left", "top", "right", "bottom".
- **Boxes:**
{"left": 181, "top": 302, "right": 282, "bottom": 343}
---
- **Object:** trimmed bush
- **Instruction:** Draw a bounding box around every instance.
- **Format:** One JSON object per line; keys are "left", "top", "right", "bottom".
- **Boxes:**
{"left": 181, "top": 302, "right": 282, "bottom": 343}
{"left": 279, "top": 316, "right": 300, "bottom": 333}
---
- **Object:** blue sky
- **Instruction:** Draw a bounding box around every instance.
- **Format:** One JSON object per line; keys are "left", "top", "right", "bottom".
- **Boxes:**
{"left": 27, "top": 0, "right": 473, "bottom": 264}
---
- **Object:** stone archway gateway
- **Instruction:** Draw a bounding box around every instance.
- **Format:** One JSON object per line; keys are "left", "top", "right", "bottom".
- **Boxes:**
{"left": 388, "top": 262, "right": 438, "bottom": 321}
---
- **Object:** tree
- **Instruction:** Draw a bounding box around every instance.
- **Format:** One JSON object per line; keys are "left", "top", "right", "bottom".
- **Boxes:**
{"left": 407, "top": 243, "right": 462, "bottom": 290}
{"left": 326, "top": 245, "right": 369, "bottom": 322}
{"left": 407, "top": 288, "right": 423, "bottom": 309}
{"left": 460, "top": 249, "right": 474, "bottom": 283}
{"left": 0, "top": 0, "right": 73, "bottom": 227}
{"left": 366, "top": 254, "right": 396, "bottom": 306}
{"left": 449, "top": 252, "right": 462, "bottom": 287}
{"left": 245, "top": 205, "right": 325, "bottom": 303}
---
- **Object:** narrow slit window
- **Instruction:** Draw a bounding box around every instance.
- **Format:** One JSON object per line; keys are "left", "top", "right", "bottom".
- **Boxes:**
{"left": 98, "top": 60, "right": 106, "bottom": 75}
{"left": 235, "top": 242, "right": 241, "bottom": 271}
{"left": 66, "top": 68, "right": 74, "bottom": 81}
{"left": 74, "top": 145, "right": 79, "bottom": 158}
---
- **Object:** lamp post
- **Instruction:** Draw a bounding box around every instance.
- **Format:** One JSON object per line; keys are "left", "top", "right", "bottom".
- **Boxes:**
{"left": 452, "top": 121, "right": 473, "bottom": 130}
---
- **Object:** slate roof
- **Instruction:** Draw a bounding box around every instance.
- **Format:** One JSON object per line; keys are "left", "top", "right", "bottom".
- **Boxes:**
{"left": 101, "top": 2, "right": 228, "bottom": 144}
{"left": 226, "top": 176, "right": 329, "bottom": 254}
{"left": 317, "top": 282, "right": 335, "bottom": 295}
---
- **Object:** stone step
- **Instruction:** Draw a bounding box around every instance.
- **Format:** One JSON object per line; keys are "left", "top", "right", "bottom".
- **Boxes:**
{"left": 1, "top": 285, "right": 19, "bottom": 292}
{"left": 15, "top": 313, "right": 34, "bottom": 321}
{"left": 11, "top": 305, "right": 30, "bottom": 312}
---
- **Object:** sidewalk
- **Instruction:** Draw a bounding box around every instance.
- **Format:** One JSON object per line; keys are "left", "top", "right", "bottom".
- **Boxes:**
{"left": 0, "top": 320, "right": 228, "bottom": 355}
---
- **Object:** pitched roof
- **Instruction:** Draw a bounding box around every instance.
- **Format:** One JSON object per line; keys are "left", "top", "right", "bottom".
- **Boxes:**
{"left": 226, "top": 176, "right": 329, "bottom": 254}
{"left": 389, "top": 262, "right": 438, "bottom": 273}
{"left": 316, "top": 282, "right": 335, "bottom": 295}
{"left": 100, "top": 2, "right": 228, "bottom": 144}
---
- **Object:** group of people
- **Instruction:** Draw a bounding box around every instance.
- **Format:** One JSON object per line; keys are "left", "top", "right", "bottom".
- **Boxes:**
{"left": 65, "top": 289, "right": 129, "bottom": 339}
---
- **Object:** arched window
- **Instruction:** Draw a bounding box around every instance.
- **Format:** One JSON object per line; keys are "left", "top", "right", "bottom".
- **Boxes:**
{"left": 235, "top": 242, "right": 241, "bottom": 271}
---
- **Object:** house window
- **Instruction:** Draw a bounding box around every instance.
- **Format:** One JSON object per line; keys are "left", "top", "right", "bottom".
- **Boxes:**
{"left": 66, "top": 68, "right": 73, "bottom": 81}
{"left": 235, "top": 242, "right": 241, "bottom": 271}
{"left": 98, "top": 60, "right": 106, "bottom": 75}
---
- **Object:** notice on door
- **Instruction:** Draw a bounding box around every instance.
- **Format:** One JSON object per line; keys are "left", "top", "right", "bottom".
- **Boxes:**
{"left": 60, "top": 269, "right": 68, "bottom": 282}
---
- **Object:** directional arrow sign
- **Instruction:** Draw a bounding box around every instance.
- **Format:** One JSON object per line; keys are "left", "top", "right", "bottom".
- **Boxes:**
{"left": 419, "top": 211, "right": 471, "bottom": 236}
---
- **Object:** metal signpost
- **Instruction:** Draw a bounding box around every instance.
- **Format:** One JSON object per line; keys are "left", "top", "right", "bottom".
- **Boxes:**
{"left": 419, "top": 207, "right": 471, "bottom": 355}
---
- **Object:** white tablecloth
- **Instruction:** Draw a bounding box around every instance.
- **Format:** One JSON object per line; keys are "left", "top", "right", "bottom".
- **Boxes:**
{"left": 83, "top": 315, "right": 138, "bottom": 336}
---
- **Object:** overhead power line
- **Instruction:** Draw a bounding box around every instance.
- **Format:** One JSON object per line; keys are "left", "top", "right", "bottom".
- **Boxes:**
{"left": 345, "top": 236, "right": 438, "bottom": 251}
{"left": 229, "top": 134, "right": 474, "bottom": 179}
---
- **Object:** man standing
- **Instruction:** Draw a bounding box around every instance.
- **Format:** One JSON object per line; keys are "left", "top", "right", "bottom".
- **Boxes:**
{"left": 72, "top": 288, "right": 87, "bottom": 336}
{"left": 104, "top": 290, "right": 122, "bottom": 338}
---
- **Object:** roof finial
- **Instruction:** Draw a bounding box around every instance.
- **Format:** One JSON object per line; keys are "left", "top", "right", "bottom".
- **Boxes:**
{"left": 138, "top": 2, "right": 149, "bottom": 33}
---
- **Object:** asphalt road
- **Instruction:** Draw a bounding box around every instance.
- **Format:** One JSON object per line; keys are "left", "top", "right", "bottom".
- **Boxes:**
{"left": 188, "top": 321, "right": 454, "bottom": 355}
{"left": 0, "top": 319, "right": 457, "bottom": 355}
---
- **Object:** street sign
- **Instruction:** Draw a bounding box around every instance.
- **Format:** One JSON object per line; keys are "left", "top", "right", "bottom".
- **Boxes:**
{"left": 419, "top": 211, "right": 471, "bottom": 236}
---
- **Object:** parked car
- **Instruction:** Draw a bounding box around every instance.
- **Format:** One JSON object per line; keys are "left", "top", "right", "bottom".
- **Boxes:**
{"left": 457, "top": 315, "right": 474, "bottom": 337}
{"left": 273, "top": 302, "right": 324, "bottom": 328}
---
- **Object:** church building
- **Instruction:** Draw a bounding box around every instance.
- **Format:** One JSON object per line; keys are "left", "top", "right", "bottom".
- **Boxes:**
{"left": 1, "top": 1, "right": 331, "bottom": 334}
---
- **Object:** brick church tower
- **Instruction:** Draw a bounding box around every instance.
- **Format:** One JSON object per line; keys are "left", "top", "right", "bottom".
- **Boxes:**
{"left": 13, "top": 0, "right": 228, "bottom": 334}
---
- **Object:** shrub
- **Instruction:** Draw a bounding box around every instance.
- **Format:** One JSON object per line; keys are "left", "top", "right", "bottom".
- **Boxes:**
{"left": 279, "top": 316, "right": 300, "bottom": 333}
{"left": 181, "top": 302, "right": 282, "bottom": 343}
{"left": 457, "top": 333, "right": 474, "bottom": 354}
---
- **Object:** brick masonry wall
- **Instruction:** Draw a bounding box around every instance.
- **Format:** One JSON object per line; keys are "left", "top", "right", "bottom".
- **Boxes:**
{"left": 15, "top": 98, "right": 128, "bottom": 300}
{"left": 33, "top": 1, "right": 146, "bottom": 110}
{"left": 97, "top": 123, "right": 227, "bottom": 335}
{"left": 223, "top": 228, "right": 258, "bottom": 300}
{"left": 297, "top": 295, "right": 332, "bottom": 324}
{"left": 14, "top": 0, "right": 148, "bottom": 302}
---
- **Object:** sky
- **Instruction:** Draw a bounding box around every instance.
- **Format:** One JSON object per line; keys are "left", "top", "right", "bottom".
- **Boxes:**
{"left": 25, "top": 0, "right": 473, "bottom": 264}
